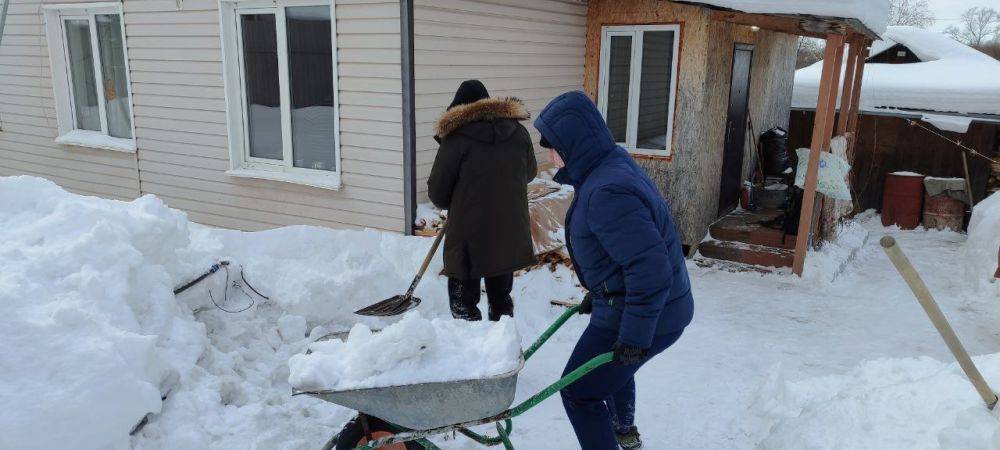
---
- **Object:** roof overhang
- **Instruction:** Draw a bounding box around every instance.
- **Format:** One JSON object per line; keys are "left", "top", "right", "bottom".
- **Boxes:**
{"left": 674, "top": 1, "right": 881, "bottom": 39}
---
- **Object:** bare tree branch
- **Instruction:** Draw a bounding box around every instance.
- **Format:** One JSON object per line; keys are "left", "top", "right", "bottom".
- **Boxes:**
{"left": 945, "top": 7, "right": 1000, "bottom": 47}
{"left": 888, "top": 0, "right": 935, "bottom": 28}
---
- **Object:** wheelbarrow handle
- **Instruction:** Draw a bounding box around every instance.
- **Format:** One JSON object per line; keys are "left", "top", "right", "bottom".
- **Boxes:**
{"left": 508, "top": 351, "right": 614, "bottom": 418}
{"left": 523, "top": 304, "right": 581, "bottom": 361}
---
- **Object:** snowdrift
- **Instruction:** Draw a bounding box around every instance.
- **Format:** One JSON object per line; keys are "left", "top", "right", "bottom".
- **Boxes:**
{"left": 965, "top": 192, "right": 1000, "bottom": 292}
{"left": 744, "top": 354, "right": 1000, "bottom": 449}
{"left": 0, "top": 176, "right": 454, "bottom": 449}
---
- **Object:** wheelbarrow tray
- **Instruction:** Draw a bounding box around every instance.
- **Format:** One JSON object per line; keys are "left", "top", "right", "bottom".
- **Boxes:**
{"left": 294, "top": 356, "right": 524, "bottom": 431}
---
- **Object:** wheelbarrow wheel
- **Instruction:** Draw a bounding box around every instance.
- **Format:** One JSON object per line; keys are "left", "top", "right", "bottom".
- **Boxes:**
{"left": 332, "top": 415, "right": 422, "bottom": 450}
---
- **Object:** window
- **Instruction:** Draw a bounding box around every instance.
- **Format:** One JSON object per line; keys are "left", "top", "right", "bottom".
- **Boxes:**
{"left": 43, "top": 3, "right": 135, "bottom": 152}
{"left": 597, "top": 25, "right": 681, "bottom": 157}
{"left": 220, "top": 0, "right": 341, "bottom": 189}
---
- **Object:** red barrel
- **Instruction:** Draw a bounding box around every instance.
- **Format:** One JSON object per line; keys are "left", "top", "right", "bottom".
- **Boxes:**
{"left": 923, "top": 194, "right": 965, "bottom": 231}
{"left": 881, "top": 172, "right": 925, "bottom": 229}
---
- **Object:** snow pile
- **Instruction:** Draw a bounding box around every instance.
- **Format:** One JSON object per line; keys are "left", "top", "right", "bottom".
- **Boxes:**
{"left": 0, "top": 175, "right": 460, "bottom": 449}
{"left": 0, "top": 177, "right": 207, "bottom": 450}
{"left": 743, "top": 354, "right": 1000, "bottom": 449}
{"left": 793, "top": 26, "right": 1000, "bottom": 116}
{"left": 965, "top": 192, "right": 1000, "bottom": 292}
{"left": 802, "top": 216, "right": 870, "bottom": 284}
{"left": 687, "top": 0, "right": 889, "bottom": 34}
{"left": 289, "top": 312, "right": 522, "bottom": 391}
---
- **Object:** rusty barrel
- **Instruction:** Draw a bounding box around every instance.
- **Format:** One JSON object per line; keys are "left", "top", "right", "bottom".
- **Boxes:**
{"left": 882, "top": 172, "right": 925, "bottom": 229}
{"left": 923, "top": 194, "right": 965, "bottom": 231}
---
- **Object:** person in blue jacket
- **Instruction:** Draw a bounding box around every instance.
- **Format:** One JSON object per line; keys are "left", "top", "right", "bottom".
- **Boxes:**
{"left": 534, "top": 91, "right": 694, "bottom": 449}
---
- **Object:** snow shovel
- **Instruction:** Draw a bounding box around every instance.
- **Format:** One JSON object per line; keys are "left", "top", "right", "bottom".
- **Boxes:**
{"left": 354, "top": 225, "right": 445, "bottom": 317}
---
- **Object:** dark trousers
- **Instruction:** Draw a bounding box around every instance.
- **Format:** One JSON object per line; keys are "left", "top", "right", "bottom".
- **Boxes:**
{"left": 561, "top": 324, "right": 683, "bottom": 449}
{"left": 448, "top": 273, "right": 514, "bottom": 321}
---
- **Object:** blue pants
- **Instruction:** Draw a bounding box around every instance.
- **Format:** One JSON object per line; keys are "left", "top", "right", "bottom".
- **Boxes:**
{"left": 561, "top": 324, "right": 683, "bottom": 449}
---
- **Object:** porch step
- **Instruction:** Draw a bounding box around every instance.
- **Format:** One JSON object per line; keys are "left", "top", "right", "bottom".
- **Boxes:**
{"left": 708, "top": 208, "right": 797, "bottom": 250}
{"left": 697, "top": 239, "right": 794, "bottom": 269}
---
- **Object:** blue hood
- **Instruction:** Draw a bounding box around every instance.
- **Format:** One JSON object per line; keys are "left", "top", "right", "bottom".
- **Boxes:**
{"left": 533, "top": 91, "right": 625, "bottom": 186}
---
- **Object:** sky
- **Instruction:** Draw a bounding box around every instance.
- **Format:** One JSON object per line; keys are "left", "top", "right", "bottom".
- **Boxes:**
{"left": 927, "top": 0, "right": 1000, "bottom": 31}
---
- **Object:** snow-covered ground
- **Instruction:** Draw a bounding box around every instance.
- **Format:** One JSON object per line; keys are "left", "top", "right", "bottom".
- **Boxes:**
{"left": 1, "top": 176, "right": 997, "bottom": 450}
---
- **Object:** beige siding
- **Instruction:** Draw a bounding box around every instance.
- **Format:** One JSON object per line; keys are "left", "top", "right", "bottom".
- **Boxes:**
{"left": 412, "top": 0, "right": 588, "bottom": 200}
{"left": 0, "top": 0, "right": 407, "bottom": 232}
{"left": 125, "top": 0, "right": 405, "bottom": 231}
{"left": 0, "top": 0, "right": 141, "bottom": 200}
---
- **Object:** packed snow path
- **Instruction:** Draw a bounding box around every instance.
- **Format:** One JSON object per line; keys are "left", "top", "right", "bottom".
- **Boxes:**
{"left": 512, "top": 221, "right": 999, "bottom": 449}
{"left": 0, "top": 177, "right": 996, "bottom": 449}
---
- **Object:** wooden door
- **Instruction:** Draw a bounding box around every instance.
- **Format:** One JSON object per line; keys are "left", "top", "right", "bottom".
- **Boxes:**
{"left": 718, "top": 44, "right": 754, "bottom": 216}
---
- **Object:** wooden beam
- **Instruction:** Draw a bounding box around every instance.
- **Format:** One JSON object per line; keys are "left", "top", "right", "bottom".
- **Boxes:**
{"left": 846, "top": 40, "right": 872, "bottom": 139}
{"left": 810, "top": 39, "right": 846, "bottom": 243}
{"left": 710, "top": 10, "right": 828, "bottom": 38}
{"left": 836, "top": 36, "right": 862, "bottom": 135}
{"left": 793, "top": 34, "right": 845, "bottom": 276}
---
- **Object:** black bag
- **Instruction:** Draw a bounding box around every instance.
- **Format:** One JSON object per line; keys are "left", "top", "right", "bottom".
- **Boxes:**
{"left": 760, "top": 127, "right": 794, "bottom": 178}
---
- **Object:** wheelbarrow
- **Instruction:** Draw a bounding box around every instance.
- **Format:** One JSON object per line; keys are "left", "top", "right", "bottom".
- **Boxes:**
{"left": 292, "top": 305, "right": 612, "bottom": 449}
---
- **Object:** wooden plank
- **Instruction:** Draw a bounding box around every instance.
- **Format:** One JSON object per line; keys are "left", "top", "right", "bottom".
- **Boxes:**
{"left": 710, "top": 10, "right": 828, "bottom": 38}
{"left": 836, "top": 35, "right": 862, "bottom": 136}
{"left": 793, "top": 34, "right": 844, "bottom": 276}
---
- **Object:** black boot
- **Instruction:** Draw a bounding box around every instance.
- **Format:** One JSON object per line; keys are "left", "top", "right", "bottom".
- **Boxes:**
{"left": 484, "top": 273, "right": 514, "bottom": 321}
{"left": 487, "top": 296, "right": 514, "bottom": 321}
{"left": 616, "top": 426, "right": 643, "bottom": 450}
{"left": 448, "top": 278, "right": 482, "bottom": 321}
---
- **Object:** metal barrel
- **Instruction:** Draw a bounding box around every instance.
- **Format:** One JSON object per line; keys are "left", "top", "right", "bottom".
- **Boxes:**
{"left": 881, "top": 173, "right": 925, "bottom": 229}
{"left": 923, "top": 193, "right": 965, "bottom": 231}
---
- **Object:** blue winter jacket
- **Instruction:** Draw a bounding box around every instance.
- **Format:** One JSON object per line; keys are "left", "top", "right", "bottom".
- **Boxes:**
{"left": 534, "top": 91, "right": 694, "bottom": 348}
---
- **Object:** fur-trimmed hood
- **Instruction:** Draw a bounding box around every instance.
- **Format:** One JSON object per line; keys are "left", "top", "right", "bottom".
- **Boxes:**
{"left": 434, "top": 97, "right": 529, "bottom": 140}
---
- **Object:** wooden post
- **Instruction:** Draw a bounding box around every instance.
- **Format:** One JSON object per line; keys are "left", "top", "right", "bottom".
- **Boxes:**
{"left": 881, "top": 236, "right": 998, "bottom": 410}
{"left": 836, "top": 36, "right": 861, "bottom": 136}
{"left": 793, "top": 34, "right": 845, "bottom": 276}
{"left": 846, "top": 40, "right": 871, "bottom": 140}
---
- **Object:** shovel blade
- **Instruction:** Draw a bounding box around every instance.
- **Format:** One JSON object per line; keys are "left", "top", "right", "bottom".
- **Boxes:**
{"left": 353, "top": 294, "right": 422, "bottom": 317}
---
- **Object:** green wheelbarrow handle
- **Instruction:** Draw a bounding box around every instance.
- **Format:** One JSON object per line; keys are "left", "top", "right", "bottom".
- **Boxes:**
{"left": 453, "top": 304, "right": 614, "bottom": 447}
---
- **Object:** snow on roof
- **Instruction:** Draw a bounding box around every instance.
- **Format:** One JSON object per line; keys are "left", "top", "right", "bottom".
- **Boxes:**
{"left": 792, "top": 26, "right": 1000, "bottom": 116}
{"left": 681, "top": 0, "right": 889, "bottom": 35}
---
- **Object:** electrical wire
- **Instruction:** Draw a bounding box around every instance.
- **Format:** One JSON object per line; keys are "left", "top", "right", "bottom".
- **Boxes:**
{"left": 904, "top": 118, "right": 1000, "bottom": 165}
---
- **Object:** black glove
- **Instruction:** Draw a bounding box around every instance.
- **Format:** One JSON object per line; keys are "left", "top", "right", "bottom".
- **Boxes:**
{"left": 578, "top": 292, "right": 593, "bottom": 315}
{"left": 612, "top": 341, "right": 647, "bottom": 366}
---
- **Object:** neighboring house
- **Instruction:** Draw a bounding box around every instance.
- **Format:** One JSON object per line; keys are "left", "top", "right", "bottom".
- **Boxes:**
{"left": 790, "top": 26, "right": 1000, "bottom": 211}
{"left": 0, "top": 0, "right": 883, "bottom": 251}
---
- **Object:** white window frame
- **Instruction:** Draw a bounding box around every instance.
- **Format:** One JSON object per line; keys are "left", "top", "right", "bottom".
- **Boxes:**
{"left": 597, "top": 24, "right": 681, "bottom": 157}
{"left": 219, "top": 0, "right": 342, "bottom": 190}
{"left": 42, "top": 2, "right": 136, "bottom": 153}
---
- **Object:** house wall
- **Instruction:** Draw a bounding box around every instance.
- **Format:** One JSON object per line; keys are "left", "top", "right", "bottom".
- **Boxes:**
{"left": 0, "top": 0, "right": 407, "bottom": 232}
{"left": 0, "top": 0, "right": 140, "bottom": 200}
{"left": 583, "top": 0, "right": 798, "bottom": 245}
{"left": 412, "top": 0, "right": 589, "bottom": 201}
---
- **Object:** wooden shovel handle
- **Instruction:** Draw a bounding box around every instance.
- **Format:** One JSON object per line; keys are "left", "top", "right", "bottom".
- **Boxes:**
{"left": 881, "top": 236, "right": 998, "bottom": 409}
{"left": 415, "top": 225, "right": 446, "bottom": 280}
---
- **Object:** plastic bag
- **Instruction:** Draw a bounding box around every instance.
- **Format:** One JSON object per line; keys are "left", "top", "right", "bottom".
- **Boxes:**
{"left": 794, "top": 148, "right": 852, "bottom": 201}
{"left": 760, "top": 127, "right": 794, "bottom": 177}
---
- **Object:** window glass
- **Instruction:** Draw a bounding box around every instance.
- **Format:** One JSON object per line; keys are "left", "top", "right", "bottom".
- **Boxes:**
{"left": 240, "top": 14, "right": 283, "bottom": 160}
{"left": 286, "top": 6, "right": 335, "bottom": 171}
{"left": 636, "top": 30, "right": 674, "bottom": 150}
{"left": 95, "top": 14, "right": 132, "bottom": 139}
{"left": 606, "top": 35, "right": 631, "bottom": 143}
{"left": 64, "top": 19, "right": 101, "bottom": 132}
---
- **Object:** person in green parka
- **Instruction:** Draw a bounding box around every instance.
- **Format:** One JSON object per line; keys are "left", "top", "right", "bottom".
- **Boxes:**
{"left": 427, "top": 80, "right": 538, "bottom": 321}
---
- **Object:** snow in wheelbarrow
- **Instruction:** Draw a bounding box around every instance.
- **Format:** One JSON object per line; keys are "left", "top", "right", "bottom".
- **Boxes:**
{"left": 288, "top": 312, "right": 524, "bottom": 430}
{"left": 294, "top": 356, "right": 524, "bottom": 430}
